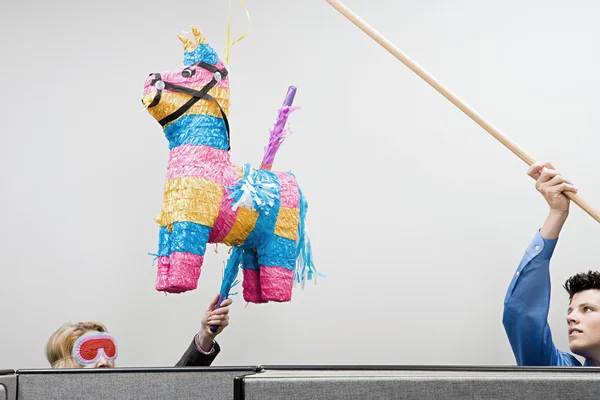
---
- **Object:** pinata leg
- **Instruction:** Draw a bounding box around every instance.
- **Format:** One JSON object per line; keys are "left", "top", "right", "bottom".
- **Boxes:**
{"left": 257, "top": 235, "right": 296, "bottom": 302}
{"left": 241, "top": 248, "right": 267, "bottom": 304}
{"left": 160, "top": 221, "right": 210, "bottom": 294}
{"left": 156, "top": 256, "right": 172, "bottom": 291}
{"left": 155, "top": 226, "right": 172, "bottom": 291}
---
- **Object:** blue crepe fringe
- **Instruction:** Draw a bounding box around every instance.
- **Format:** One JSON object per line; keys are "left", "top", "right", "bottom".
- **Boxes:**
{"left": 219, "top": 246, "right": 243, "bottom": 298}
{"left": 228, "top": 164, "right": 278, "bottom": 214}
{"left": 294, "top": 178, "right": 323, "bottom": 285}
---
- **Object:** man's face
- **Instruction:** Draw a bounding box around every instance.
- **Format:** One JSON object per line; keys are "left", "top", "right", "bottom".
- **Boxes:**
{"left": 567, "top": 289, "right": 600, "bottom": 359}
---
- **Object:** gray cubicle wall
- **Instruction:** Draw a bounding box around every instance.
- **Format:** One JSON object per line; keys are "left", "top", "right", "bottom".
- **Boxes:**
{"left": 0, "top": 370, "right": 16, "bottom": 400}
{"left": 237, "top": 365, "right": 600, "bottom": 400}
{"left": 17, "top": 366, "right": 258, "bottom": 400}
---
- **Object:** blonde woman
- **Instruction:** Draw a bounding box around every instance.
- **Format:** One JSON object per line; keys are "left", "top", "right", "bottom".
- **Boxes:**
{"left": 46, "top": 295, "right": 232, "bottom": 368}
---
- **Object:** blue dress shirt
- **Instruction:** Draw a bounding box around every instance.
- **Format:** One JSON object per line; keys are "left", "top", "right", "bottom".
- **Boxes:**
{"left": 503, "top": 231, "right": 593, "bottom": 366}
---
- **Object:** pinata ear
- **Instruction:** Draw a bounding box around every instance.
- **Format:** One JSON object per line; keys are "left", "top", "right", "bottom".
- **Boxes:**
{"left": 177, "top": 34, "right": 195, "bottom": 52}
{"left": 177, "top": 26, "right": 221, "bottom": 66}
{"left": 190, "top": 26, "right": 208, "bottom": 45}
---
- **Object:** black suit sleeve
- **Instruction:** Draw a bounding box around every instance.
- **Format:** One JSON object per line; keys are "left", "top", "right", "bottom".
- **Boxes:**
{"left": 175, "top": 338, "right": 221, "bottom": 367}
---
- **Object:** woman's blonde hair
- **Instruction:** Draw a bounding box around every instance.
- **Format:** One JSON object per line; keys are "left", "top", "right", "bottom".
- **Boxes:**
{"left": 45, "top": 322, "right": 108, "bottom": 368}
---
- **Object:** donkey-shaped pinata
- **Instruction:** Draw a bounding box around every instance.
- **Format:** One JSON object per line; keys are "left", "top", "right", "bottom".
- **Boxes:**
{"left": 142, "top": 26, "right": 315, "bottom": 303}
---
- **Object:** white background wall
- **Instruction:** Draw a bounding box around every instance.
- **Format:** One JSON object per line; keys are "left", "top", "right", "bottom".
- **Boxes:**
{"left": 1, "top": 0, "right": 599, "bottom": 369}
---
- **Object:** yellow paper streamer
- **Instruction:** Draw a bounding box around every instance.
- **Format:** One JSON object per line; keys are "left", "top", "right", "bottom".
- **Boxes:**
{"left": 224, "top": 0, "right": 251, "bottom": 66}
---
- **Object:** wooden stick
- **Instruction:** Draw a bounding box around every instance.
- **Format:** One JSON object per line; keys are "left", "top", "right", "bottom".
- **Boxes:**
{"left": 325, "top": 0, "right": 600, "bottom": 224}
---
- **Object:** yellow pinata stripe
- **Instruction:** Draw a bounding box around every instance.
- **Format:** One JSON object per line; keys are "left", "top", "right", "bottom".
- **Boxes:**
{"left": 221, "top": 207, "right": 259, "bottom": 246}
{"left": 274, "top": 207, "right": 300, "bottom": 241}
{"left": 157, "top": 176, "right": 223, "bottom": 227}
{"left": 144, "top": 86, "right": 230, "bottom": 123}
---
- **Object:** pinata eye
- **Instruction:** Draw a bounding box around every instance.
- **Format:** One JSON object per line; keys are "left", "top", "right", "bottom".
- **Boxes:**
{"left": 182, "top": 68, "right": 195, "bottom": 78}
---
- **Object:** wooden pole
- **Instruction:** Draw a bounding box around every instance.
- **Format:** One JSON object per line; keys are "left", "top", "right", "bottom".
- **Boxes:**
{"left": 325, "top": 0, "right": 600, "bottom": 223}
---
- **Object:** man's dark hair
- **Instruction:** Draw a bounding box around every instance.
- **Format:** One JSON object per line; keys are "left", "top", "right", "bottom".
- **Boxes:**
{"left": 563, "top": 270, "right": 600, "bottom": 300}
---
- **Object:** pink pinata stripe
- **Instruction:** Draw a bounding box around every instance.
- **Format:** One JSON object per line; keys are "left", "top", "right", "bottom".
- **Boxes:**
{"left": 166, "top": 145, "right": 238, "bottom": 185}
{"left": 155, "top": 256, "right": 171, "bottom": 291}
{"left": 156, "top": 252, "right": 203, "bottom": 293}
{"left": 274, "top": 172, "right": 300, "bottom": 208}
{"left": 208, "top": 188, "right": 238, "bottom": 243}
{"left": 143, "top": 62, "right": 229, "bottom": 94}
{"left": 260, "top": 265, "right": 294, "bottom": 302}
{"left": 242, "top": 269, "right": 267, "bottom": 304}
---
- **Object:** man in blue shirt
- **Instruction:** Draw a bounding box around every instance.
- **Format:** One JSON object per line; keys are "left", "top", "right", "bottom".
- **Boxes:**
{"left": 503, "top": 161, "right": 600, "bottom": 366}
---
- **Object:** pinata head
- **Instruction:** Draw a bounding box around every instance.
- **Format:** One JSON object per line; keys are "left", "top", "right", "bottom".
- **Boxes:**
{"left": 141, "top": 26, "right": 231, "bottom": 150}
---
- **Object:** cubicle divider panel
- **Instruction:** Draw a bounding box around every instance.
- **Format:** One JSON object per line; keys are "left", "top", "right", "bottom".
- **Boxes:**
{"left": 238, "top": 365, "right": 600, "bottom": 400}
{"left": 0, "top": 370, "right": 16, "bottom": 400}
{"left": 17, "top": 366, "right": 259, "bottom": 400}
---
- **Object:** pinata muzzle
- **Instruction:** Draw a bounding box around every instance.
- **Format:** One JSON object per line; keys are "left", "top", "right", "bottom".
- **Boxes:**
{"left": 142, "top": 62, "right": 228, "bottom": 125}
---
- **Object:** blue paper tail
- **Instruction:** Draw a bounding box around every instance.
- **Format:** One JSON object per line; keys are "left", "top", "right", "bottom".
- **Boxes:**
{"left": 220, "top": 246, "right": 244, "bottom": 298}
{"left": 294, "top": 183, "right": 323, "bottom": 286}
